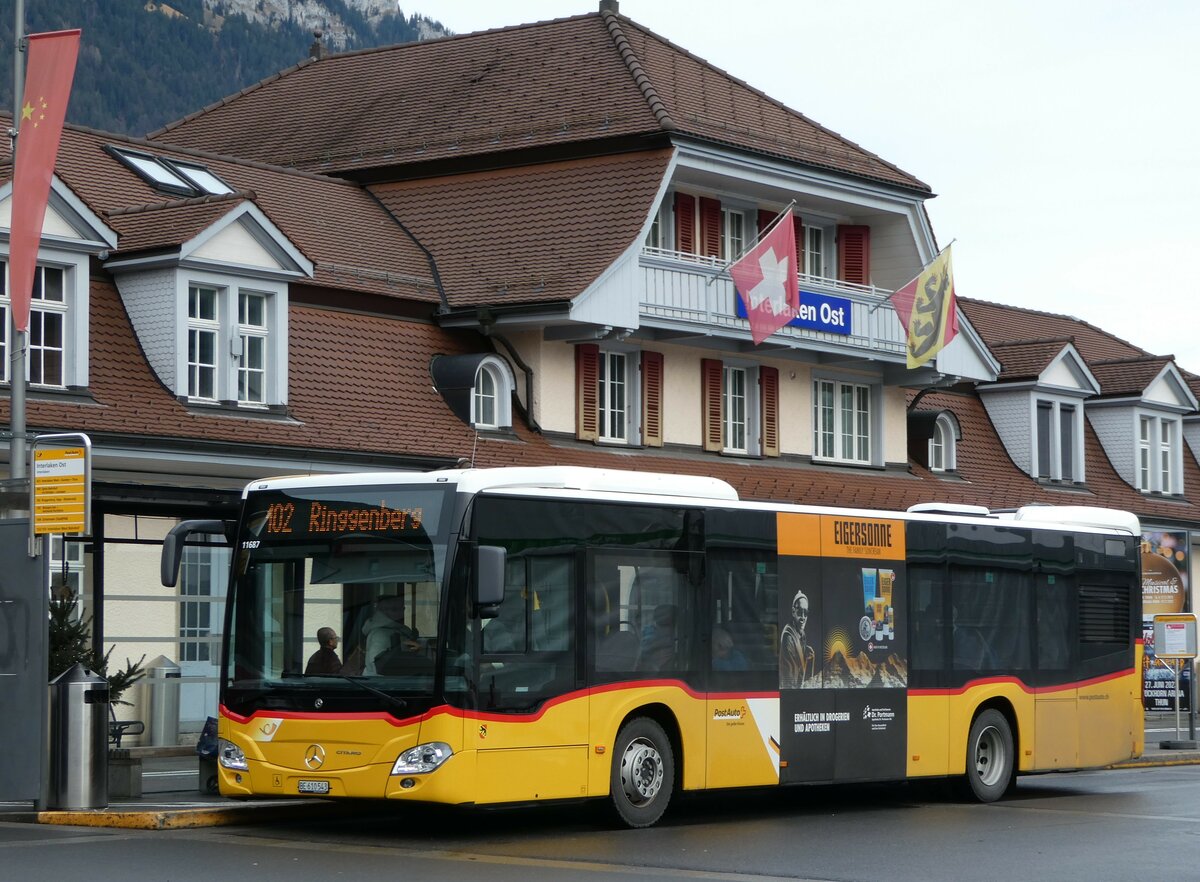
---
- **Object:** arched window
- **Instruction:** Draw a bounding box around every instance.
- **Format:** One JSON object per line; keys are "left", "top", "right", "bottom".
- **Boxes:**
{"left": 929, "top": 413, "right": 957, "bottom": 472}
{"left": 471, "top": 356, "right": 514, "bottom": 430}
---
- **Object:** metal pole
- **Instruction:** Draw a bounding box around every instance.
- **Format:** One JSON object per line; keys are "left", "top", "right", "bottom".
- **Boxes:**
{"left": 9, "top": 0, "right": 27, "bottom": 481}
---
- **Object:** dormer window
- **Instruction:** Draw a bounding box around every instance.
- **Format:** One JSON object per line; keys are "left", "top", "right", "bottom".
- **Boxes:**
{"left": 471, "top": 355, "right": 514, "bottom": 430}
{"left": 109, "top": 147, "right": 233, "bottom": 197}
{"left": 1, "top": 261, "right": 77, "bottom": 388}
{"left": 180, "top": 278, "right": 281, "bottom": 409}
{"left": 1138, "top": 414, "right": 1181, "bottom": 494}
{"left": 1033, "top": 397, "right": 1084, "bottom": 483}
{"left": 929, "top": 413, "right": 957, "bottom": 472}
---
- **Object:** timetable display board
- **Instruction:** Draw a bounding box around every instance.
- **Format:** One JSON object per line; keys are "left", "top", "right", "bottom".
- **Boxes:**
{"left": 30, "top": 434, "right": 92, "bottom": 538}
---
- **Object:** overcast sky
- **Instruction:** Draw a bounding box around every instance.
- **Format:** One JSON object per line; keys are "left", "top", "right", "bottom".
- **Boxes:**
{"left": 425, "top": 1, "right": 1200, "bottom": 372}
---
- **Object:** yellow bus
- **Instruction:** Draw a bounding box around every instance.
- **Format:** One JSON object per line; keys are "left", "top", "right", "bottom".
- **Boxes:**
{"left": 163, "top": 466, "right": 1143, "bottom": 827}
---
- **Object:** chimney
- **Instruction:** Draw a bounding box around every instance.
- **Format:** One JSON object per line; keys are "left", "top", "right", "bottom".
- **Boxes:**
{"left": 308, "top": 29, "right": 325, "bottom": 61}
{"left": 599, "top": 0, "right": 619, "bottom": 14}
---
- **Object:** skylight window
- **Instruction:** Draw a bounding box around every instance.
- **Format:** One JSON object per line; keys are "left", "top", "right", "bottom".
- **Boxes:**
{"left": 173, "top": 162, "right": 233, "bottom": 195}
{"left": 108, "top": 147, "right": 233, "bottom": 197}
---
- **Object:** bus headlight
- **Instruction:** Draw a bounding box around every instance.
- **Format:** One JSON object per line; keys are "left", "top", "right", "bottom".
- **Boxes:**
{"left": 391, "top": 742, "right": 453, "bottom": 775}
{"left": 218, "top": 738, "right": 249, "bottom": 771}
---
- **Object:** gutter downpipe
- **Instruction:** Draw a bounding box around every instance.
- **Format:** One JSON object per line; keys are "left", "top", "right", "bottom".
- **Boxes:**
{"left": 478, "top": 313, "right": 541, "bottom": 434}
{"left": 362, "top": 189, "right": 451, "bottom": 315}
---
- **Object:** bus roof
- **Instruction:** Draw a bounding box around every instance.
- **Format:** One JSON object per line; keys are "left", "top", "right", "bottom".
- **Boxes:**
{"left": 243, "top": 466, "right": 739, "bottom": 502}
{"left": 242, "top": 467, "right": 1138, "bottom": 536}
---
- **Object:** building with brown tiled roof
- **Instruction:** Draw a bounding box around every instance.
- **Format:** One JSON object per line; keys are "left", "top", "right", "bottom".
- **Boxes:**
{"left": 1, "top": 2, "right": 1197, "bottom": 738}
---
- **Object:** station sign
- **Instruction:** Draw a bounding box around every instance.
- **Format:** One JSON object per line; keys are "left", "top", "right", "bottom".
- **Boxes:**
{"left": 30, "top": 433, "right": 92, "bottom": 538}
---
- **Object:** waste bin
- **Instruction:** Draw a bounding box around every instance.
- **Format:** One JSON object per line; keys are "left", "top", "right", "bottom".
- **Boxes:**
{"left": 145, "top": 656, "right": 181, "bottom": 747}
{"left": 47, "top": 663, "right": 109, "bottom": 810}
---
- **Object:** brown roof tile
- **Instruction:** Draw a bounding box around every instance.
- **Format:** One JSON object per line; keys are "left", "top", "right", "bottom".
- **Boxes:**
{"left": 989, "top": 337, "right": 1074, "bottom": 381}
{"left": 3, "top": 123, "right": 440, "bottom": 304}
{"left": 1089, "top": 355, "right": 1174, "bottom": 398}
{"left": 372, "top": 149, "right": 672, "bottom": 308}
{"left": 960, "top": 297, "right": 1148, "bottom": 364}
{"left": 150, "top": 13, "right": 927, "bottom": 192}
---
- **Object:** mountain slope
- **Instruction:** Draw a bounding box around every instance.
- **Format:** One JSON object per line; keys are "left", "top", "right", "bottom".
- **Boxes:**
{"left": 0, "top": 1, "right": 448, "bottom": 137}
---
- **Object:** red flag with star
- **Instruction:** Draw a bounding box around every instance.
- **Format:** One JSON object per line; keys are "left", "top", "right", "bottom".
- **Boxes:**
{"left": 729, "top": 209, "right": 798, "bottom": 345}
{"left": 9, "top": 29, "right": 80, "bottom": 333}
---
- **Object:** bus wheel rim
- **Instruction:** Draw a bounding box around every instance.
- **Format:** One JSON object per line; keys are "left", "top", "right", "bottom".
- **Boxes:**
{"left": 974, "top": 725, "right": 1004, "bottom": 786}
{"left": 620, "top": 737, "right": 664, "bottom": 804}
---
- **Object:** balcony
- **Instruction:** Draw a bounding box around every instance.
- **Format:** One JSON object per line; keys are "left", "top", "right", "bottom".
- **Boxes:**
{"left": 639, "top": 247, "right": 907, "bottom": 361}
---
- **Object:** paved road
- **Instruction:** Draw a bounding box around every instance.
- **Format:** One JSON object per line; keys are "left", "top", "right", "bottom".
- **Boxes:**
{"left": 4, "top": 763, "right": 1199, "bottom": 882}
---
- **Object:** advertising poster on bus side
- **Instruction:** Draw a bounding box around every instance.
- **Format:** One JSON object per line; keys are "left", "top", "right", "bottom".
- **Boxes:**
{"left": 1142, "top": 529, "right": 1191, "bottom": 712}
{"left": 777, "top": 514, "right": 907, "bottom": 784}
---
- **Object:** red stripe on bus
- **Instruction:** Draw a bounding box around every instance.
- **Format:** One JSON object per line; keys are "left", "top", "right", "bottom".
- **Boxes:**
{"left": 220, "top": 681, "right": 782, "bottom": 727}
{"left": 907, "top": 667, "right": 1136, "bottom": 697}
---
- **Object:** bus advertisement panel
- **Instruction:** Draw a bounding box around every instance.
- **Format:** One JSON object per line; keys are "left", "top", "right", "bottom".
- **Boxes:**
{"left": 778, "top": 513, "right": 907, "bottom": 784}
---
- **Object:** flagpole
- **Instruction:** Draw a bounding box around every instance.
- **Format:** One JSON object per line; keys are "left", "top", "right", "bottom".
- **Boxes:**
{"left": 868, "top": 238, "right": 956, "bottom": 313}
{"left": 705, "top": 199, "right": 795, "bottom": 286}
{"left": 10, "top": 0, "right": 26, "bottom": 481}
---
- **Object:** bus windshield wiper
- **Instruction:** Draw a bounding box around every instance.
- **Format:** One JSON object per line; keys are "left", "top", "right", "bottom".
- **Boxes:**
{"left": 336, "top": 675, "right": 408, "bottom": 712}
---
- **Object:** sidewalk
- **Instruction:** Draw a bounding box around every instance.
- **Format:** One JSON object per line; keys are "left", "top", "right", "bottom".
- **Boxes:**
{"left": 4, "top": 720, "right": 1199, "bottom": 830}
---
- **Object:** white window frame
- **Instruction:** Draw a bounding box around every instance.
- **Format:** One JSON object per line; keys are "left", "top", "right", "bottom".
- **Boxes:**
{"left": 598, "top": 349, "right": 631, "bottom": 443}
{"left": 722, "top": 208, "right": 746, "bottom": 262}
{"left": 187, "top": 284, "right": 220, "bottom": 401}
{"left": 470, "top": 355, "right": 515, "bottom": 430}
{"left": 929, "top": 413, "right": 957, "bottom": 472}
{"left": 1137, "top": 413, "right": 1182, "bottom": 494}
{"left": 178, "top": 271, "right": 286, "bottom": 408}
{"left": 804, "top": 224, "right": 825, "bottom": 278}
{"left": 813, "top": 377, "right": 874, "bottom": 465}
{"left": 1, "top": 257, "right": 88, "bottom": 389}
{"left": 237, "top": 291, "right": 269, "bottom": 405}
{"left": 1033, "top": 396, "right": 1085, "bottom": 483}
{"left": 722, "top": 363, "right": 761, "bottom": 455}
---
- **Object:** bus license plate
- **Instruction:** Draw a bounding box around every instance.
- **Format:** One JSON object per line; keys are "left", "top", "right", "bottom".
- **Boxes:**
{"left": 297, "top": 780, "right": 330, "bottom": 794}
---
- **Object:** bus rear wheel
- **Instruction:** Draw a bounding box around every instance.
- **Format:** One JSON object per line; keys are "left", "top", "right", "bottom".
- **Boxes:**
{"left": 964, "top": 708, "right": 1014, "bottom": 802}
{"left": 610, "top": 717, "right": 674, "bottom": 828}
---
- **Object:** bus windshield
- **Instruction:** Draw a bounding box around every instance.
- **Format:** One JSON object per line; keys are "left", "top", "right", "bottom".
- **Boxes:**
{"left": 223, "top": 484, "right": 453, "bottom": 713}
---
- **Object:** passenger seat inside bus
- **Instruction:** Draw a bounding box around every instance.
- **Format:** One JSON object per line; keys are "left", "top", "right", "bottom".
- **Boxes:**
{"left": 596, "top": 628, "right": 640, "bottom": 671}
{"left": 638, "top": 605, "right": 678, "bottom": 671}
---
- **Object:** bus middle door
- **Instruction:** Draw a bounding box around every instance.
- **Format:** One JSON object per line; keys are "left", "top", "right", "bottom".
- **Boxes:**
{"left": 474, "top": 553, "right": 588, "bottom": 804}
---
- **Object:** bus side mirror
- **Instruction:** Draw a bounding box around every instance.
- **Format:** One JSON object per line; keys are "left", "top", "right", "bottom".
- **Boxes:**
{"left": 474, "top": 545, "right": 506, "bottom": 619}
{"left": 161, "top": 520, "right": 232, "bottom": 587}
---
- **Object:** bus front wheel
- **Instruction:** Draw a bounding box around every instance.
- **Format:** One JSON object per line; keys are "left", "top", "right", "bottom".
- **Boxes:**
{"left": 964, "top": 708, "right": 1014, "bottom": 802}
{"left": 610, "top": 717, "right": 674, "bottom": 828}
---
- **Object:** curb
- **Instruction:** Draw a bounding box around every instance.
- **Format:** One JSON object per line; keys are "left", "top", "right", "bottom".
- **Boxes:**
{"left": 32, "top": 799, "right": 360, "bottom": 831}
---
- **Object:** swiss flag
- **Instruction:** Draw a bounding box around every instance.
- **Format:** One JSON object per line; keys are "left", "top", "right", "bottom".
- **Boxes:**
{"left": 9, "top": 30, "right": 80, "bottom": 333}
{"left": 729, "top": 210, "right": 799, "bottom": 345}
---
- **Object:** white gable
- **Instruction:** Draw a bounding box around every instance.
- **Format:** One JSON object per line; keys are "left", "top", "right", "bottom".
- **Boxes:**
{"left": 191, "top": 219, "right": 282, "bottom": 269}
{"left": 0, "top": 177, "right": 117, "bottom": 250}
{"left": 1145, "top": 369, "right": 1195, "bottom": 410}
{"left": 1040, "top": 346, "right": 1098, "bottom": 395}
{"left": 0, "top": 195, "right": 77, "bottom": 238}
{"left": 180, "top": 202, "right": 312, "bottom": 278}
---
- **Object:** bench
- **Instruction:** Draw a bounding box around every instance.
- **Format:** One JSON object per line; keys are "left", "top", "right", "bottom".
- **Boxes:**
{"left": 109, "top": 706, "right": 145, "bottom": 748}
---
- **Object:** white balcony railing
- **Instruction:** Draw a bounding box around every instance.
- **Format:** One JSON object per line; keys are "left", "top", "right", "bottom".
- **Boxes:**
{"left": 639, "top": 247, "right": 907, "bottom": 358}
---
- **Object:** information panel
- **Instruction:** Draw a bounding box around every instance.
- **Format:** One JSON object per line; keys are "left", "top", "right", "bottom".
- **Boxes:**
{"left": 30, "top": 435, "right": 92, "bottom": 538}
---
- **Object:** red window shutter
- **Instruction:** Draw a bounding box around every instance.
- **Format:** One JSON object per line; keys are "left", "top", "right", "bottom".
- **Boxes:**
{"left": 699, "top": 197, "right": 722, "bottom": 258}
{"left": 674, "top": 193, "right": 696, "bottom": 254}
{"left": 641, "top": 350, "right": 664, "bottom": 448}
{"left": 837, "top": 224, "right": 871, "bottom": 285}
{"left": 757, "top": 209, "right": 774, "bottom": 235}
{"left": 575, "top": 344, "right": 599, "bottom": 442}
{"left": 701, "top": 358, "right": 724, "bottom": 453}
{"left": 760, "top": 366, "right": 780, "bottom": 457}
